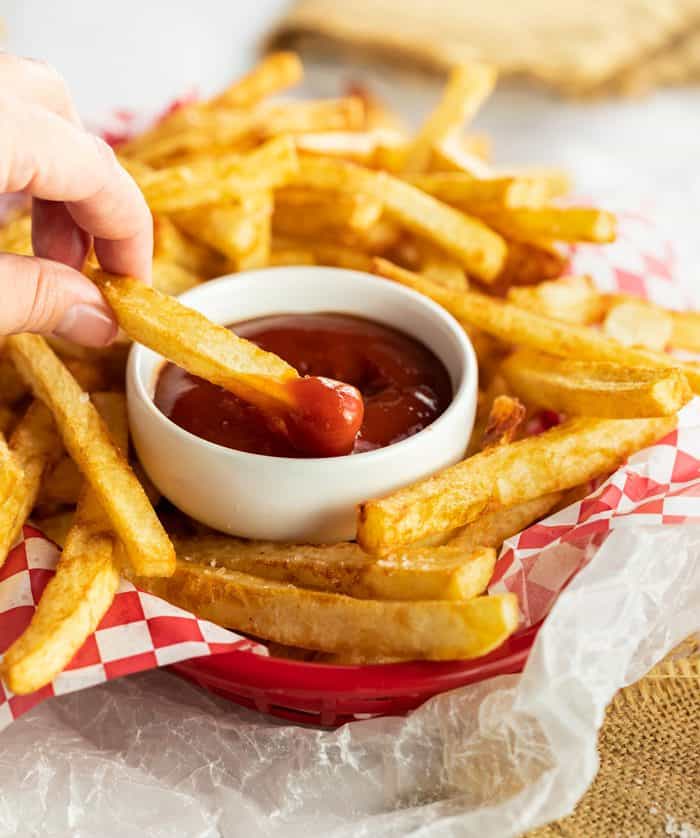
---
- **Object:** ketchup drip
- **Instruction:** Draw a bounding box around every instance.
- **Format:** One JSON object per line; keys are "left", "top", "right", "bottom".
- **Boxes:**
{"left": 154, "top": 313, "right": 452, "bottom": 458}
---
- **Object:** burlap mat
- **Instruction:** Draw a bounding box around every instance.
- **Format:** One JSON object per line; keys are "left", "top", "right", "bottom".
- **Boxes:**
{"left": 269, "top": 0, "right": 700, "bottom": 96}
{"left": 528, "top": 638, "right": 700, "bottom": 837}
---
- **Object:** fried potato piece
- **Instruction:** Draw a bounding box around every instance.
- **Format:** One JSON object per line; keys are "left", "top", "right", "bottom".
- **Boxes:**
{"left": 38, "top": 455, "right": 82, "bottom": 506}
{"left": 62, "top": 358, "right": 110, "bottom": 393}
{"left": 0, "top": 356, "right": 29, "bottom": 405}
{"left": 153, "top": 215, "right": 223, "bottom": 278}
{"left": 2, "top": 393, "right": 128, "bottom": 695}
{"left": 418, "top": 242, "right": 468, "bottom": 291}
{"left": 451, "top": 492, "right": 564, "bottom": 555}
{"left": 357, "top": 414, "right": 676, "bottom": 553}
{"left": 34, "top": 510, "right": 74, "bottom": 548}
{"left": 670, "top": 309, "right": 700, "bottom": 353}
{"left": 137, "top": 560, "right": 518, "bottom": 661}
{"left": 174, "top": 191, "right": 273, "bottom": 261}
{"left": 152, "top": 259, "right": 202, "bottom": 296}
{"left": 481, "top": 395, "right": 526, "bottom": 449}
{"left": 294, "top": 157, "right": 506, "bottom": 281}
{"left": 405, "top": 172, "right": 549, "bottom": 210}
{"left": 0, "top": 402, "right": 61, "bottom": 567}
{"left": 498, "top": 240, "right": 568, "bottom": 286}
{"left": 0, "top": 432, "right": 22, "bottom": 511}
{"left": 296, "top": 129, "right": 406, "bottom": 166}
{"left": 603, "top": 299, "right": 673, "bottom": 351}
{"left": 120, "top": 52, "right": 303, "bottom": 160}
{"left": 235, "top": 206, "right": 272, "bottom": 271}
{"left": 402, "top": 63, "right": 496, "bottom": 173}
{"left": 501, "top": 349, "right": 691, "bottom": 418}
{"left": 507, "top": 275, "right": 606, "bottom": 325}
{"left": 173, "top": 535, "right": 496, "bottom": 601}
{"left": 91, "top": 272, "right": 300, "bottom": 413}
{"left": 477, "top": 206, "right": 617, "bottom": 245}
{"left": 127, "top": 136, "right": 297, "bottom": 213}
{"left": 0, "top": 212, "right": 32, "bottom": 256}
{"left": 7, "top": 335, "right": 174, "bottom": 577}
{"left": 373, "top": 260, "right": 700, "bottom": 392}
{"left": 273, "top": 188, "right": 382, "bottom": 236}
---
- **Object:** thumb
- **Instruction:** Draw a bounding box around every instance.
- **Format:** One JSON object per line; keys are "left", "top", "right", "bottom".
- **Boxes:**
{"left": 0, "top": 253, "right": 117, "bottom": 347}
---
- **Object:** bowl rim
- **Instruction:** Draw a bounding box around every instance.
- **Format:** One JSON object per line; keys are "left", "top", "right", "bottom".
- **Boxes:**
{"left": 127, "top": 266, "right": 478, "bottom": 468}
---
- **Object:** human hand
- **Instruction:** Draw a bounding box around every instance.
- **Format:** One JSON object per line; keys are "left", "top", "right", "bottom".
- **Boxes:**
{"left": 0, "top": 53, "right": 152, "bottom": 346}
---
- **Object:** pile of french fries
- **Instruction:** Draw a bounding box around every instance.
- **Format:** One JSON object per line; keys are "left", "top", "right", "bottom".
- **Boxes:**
{"left": 0, "top": 52, "right": 698, "bottom": 691}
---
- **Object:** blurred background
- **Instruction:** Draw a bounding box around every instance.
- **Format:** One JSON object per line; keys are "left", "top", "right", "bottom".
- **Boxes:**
{"left": 1, "top": 0, "right": 699, "bottom": 293}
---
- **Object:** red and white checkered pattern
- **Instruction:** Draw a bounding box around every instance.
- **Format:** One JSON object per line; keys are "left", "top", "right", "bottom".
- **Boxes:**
{"left": 0, "top": 200, "right": 697, "bottom": 728}
{"left": 0, "top": 526, "right": 267, "bottom": 729}
{"left": 489, "top": 400, "right": 700, "bottom": 625}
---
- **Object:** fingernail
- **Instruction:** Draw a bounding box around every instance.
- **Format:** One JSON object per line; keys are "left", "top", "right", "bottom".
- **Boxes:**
{"left": 53, "top": 304, "right": 118, "bottom": 347}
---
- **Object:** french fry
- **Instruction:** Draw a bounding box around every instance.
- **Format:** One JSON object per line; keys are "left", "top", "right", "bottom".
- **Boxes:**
{"left": 477, "top": 206, "right": 617, "bottom": 244}
{"left": 507, "top": 275, "right": 606, "bottom": 324}
{"left": 296, "top": 129, "right": 406, "bottom": 166}
{"left": 173, "top": 535, "right": 496, "bottom": 601}
{"left": 39, "top": 455, "right": 82, "bottom": 506}
{"left": 2, "top": 393, "right": 128, "bottom": 695}
{"left": 357, "top": 414, "right": 676, "bottom": 553}
{"left": 405, "top": 172, "right": 549, "bottom": 209}
{"left": 234, "top": 205, "right": 272, "bottom": 271}
{"left": 305, "top": 242, "right": 375, "bottom": 272}
{"left": 34, "top": 510, "right": 74, "bottom": 548}
{"left": 451, "top": 492, "right": 564, "bottom": 554}
{"left": 62, "top": 358, "right": 110, "bottom": 393}
{"left": 153, "top": 216, "right": 223, "bottom": 277}
{"left": 91, "top": 272, "right": 301, "bottom": 413}
{"left": 501, "top": 349, "right": 691, "bottom": 418}
{"left": 603, "top": 299, "right": 673, "bottom": 351}
{"left": 418, "top": 243, "right": 468, "bottom": 291}
{"left": 0, "top": 402, "right": 61, "bottom": 567}
{"left": 0, "top": 212, "right": 32, "bottom": 256}
{"left": 481, "top": 395, "right": 526, "bottom": 449}
{"left": 273, "top": 188, "right": 383, "bottom": 235}
{"left": 373, "top": 260, "right": 700, "bottom": 392}
{"left": 6, "top": 334, "right": 174, "bottom": 577}
{"left": 498, "top": 240, "right": 568, "bottom": 286}
{"left": 294, "top": 157, "right": 506, "bottom": 281}
{"left": 152, "top": 259, "right": 202, "bottom": 296}
{"left": 128, "top": 136, "right": 297, "bottom": 213}
{"left": 137, "top": 560, "right": 518, "bottom": 660}
{"left": 402, "top": 63, "right": 496, "bottom": 173}
{"left": 127, "top": 98, "right": 363, "bottom": 164}
{"left": 670, "top": 309, "right": 700, "bottom": 353}
{"left": 174, "top": 191, "right": 273, "bottom": 261}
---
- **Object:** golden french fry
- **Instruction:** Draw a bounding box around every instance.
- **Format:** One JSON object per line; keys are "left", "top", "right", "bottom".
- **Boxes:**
{"left": 477, "top": 206, "right": 617, "bottom": 245}
{"left": 451, "top": 492, "right": 564, "bottom": 555}
{"left": 603, "top": 299, "right": 673, "bottom": 351}
{"left": 305, "top": 242, "right": 375, "bottom": 272}
{"left": 273, "top": 188, "right": 383, "bottom": 234}
{"left": 670, "top": 309, "right": 700, "bottom": 353}
{"left": 62, "top": 358, "right": 110, "bottom": 393}
{"left": 153, "top": 215, "right": 224, "bottom": 277}
{"left": 498, "top": 240, "right": 568, "bottom": 286}
{"left": 152, "top": 259, "right": 202, "bottom": 296}
{"left": 507, "top": 275, "right": 605, "bottom": 324}
{"left": 173, "top": 535, "right": 496, "bottom": 601}
{"left": 294, "top": 157, "right": 506, "bottom": 281}
{"left": 2, "top": 393, "right": 129, "bottom": 695}
{"left": 39, "top": 455, "right": 82, "bottom": 506}
{"left": 418, "top": 243, "right": 468, "bottom": 291}
{"left": 402, "top": 63, "right": 496, "bottom": 173}
{"left": 0, "top": 212, "right": 32, "bottom": 256}
{"left": 296, "top": 129, "right": 405, "bottom": 166}
{"left": 481, "top": 395, "right": 526, "bottom": 449}
{"left": 405, "top": 172, "right": 549, "bottom": 209}
{"left": 357, "top": 414, "right": 676, "bottom": 553}
{"left": 129, "top": 136, "right": 297, "bottom": 213}
{"left": 267, "top": 245, "right": 316, "bottom": 267}
{"left": 34, "top": 510, "right": 75, "bottom": 548}
{"left": 502, "top": 349, "right": 691, "bottom": 418}
{"left": 0, "top": 402, "right": 61, "bottom": 567}
{"left": 234, "top": 205, "right": 272, "bottom": 271}
{"left": 174, "top": 192, "right": 273, "bottom": 261}
{"left": 372, "top": 260, "right": 700, "bottom": 392}
{"left": 137, "top": 560, "right": 518, "bottom": 661}
{"left": 91, "top": 272, "right": 300, "bottom": 414}
{"left": 7, "top": 335, "right": 174, "bottom": 577}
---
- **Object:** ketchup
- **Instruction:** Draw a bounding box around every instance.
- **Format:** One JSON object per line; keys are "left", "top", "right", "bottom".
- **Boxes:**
{"left": 154, "top": 313, "right": 452, "bottom": 458}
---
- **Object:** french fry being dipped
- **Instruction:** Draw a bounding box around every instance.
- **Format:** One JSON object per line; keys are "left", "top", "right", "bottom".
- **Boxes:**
{"left": 92, "top": 272, "right": 364, "bottom": 457}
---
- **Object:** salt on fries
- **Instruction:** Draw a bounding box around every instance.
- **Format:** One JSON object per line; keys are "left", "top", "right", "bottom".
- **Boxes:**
{"left": 0, "top": 52, "right": 697, "bottom": 681}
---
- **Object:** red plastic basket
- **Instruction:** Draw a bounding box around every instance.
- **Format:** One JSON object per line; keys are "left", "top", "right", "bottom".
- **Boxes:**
{"left": 170, "top": 623, "right": 539, "bottom": 727}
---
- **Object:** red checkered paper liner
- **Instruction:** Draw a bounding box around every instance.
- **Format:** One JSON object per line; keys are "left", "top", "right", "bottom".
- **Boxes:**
{"left": 0, "top": 208, "right": 698, "bottom": 729}
{"left": 0, "top": 527, "right": 267, "bottom": 728}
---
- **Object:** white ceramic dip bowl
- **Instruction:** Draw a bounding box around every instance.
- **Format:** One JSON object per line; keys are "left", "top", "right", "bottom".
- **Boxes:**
{"left": 127, "top": 266, "right": 478, "bottom": 543}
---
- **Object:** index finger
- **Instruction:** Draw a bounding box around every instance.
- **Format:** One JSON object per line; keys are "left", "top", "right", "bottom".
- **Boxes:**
{"left": 1, "top": 98, "right": 152, "bottom": 282}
